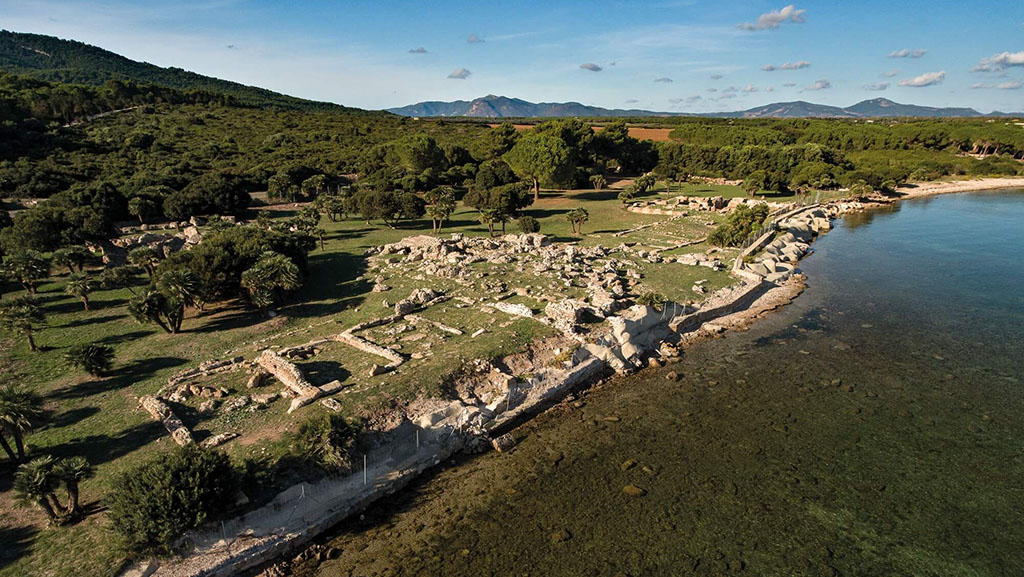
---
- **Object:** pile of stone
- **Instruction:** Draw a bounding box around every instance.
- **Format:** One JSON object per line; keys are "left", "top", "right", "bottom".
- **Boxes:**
{"left": 161, "top": 356, "right": 247, "bottom": 396}
{"left": 740, "top": 205, "right": 837, "bottom": 283}
{"left": 368, "top": 234, "right": 640, "bottom": 321}
{"left": 673, "top": 252, "right": 725, "bottom": 270}
{"left": 393, "top": 287, "right": 443, "bottom": 315}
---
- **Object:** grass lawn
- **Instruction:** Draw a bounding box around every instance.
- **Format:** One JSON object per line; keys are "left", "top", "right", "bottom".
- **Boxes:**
{"left": 0, "top": 185, "right": 755, "bottom": 577}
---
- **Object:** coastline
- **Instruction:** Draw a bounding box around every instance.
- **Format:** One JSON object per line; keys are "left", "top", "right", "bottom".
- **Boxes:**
{"left": 127, "top": 178, "right": 1024, "bottom": 577}
{"left": 895, "top": 176, "right": 1024, "bottom": 199}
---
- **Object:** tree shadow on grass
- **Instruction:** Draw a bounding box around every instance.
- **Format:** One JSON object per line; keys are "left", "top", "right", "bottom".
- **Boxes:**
{"left": 59, "top": 313, "right": 127, "bottom": 329}
{"left": 297, "top": 360, "right": 351, "bottom": 386}
{"left": 96, "top": 330, "right": 154, "bottom": 346}
{"left": 572, "top": 190, "right": 619, "bottom": 201}
{"left": 285, "top": 252, "right": 369, "bottom": 320}
{"left": 522, "top": 208, "right": 571, "bottom": 220}
{"left": 49, "top": 420, "right": 165, "bottom": 468}
{"left": 0, "top": 523, "right": 37, "bottom": 571}
{"left": 46, "top": 356, "right": 188, "bottom": 401}
{"left": 47, "top": 406, "right": 101, "bottom": 429}
{"left": 188, "top": 307, "right": 264, "bottom": 335}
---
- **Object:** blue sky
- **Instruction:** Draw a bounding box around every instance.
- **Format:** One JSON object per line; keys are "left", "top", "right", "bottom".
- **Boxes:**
{"left": 2, "top": 0, "right": 1023, "bottom": 112}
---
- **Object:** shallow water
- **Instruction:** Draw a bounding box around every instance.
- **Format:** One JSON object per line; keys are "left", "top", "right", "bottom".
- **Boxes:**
{"left": 303, "top": 190, "right": 1024, "bottom": 577}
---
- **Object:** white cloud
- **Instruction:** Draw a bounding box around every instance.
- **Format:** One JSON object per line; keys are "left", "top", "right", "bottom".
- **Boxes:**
{"left": 654, "top": 77, "right": 673, "bottom": 83}
{"left": 863, "top": 82, "right": 890, "bottom": 91}
{"left": 898, "top": 70, "right": 945, "bottom": 87}
{"left": 762, "top": 60, "right": 811, "bottom": 71}
{"left": 803, "top": 79, "right": 831, "bottom": 91}
{"left": 710, "top": 74, "right": 723, "bottom": 80}
{"left": 972, "top": 51, "right": 1024, "bottom": 72}
{"left": 625, "top": 98, "right": 640, "bottom": 103}
{"left": 743, "top": 83, "right": 759, "bottom": 92}
{"left": 882, "top": 70, "right": 900, "bottom": 78}
{"left": 739, "top": 5, "right": 807, "bottom": 31}
{"left": 408, "top": 47, "right": 427, "bottom": 54}
{"left": 723, "top": 85, "right": 738, "bottom": 93}
{"left": 686, "top": 95, "right": 702, "bottom": 102}
{"left": 580, "top": 62, "right": 603, "bottom": 72}
{"left": 782, "top": 82, "right": 797, "bottom": 87}
{"left": 977, "top": 80, "right": 1023, "bottom": 90}
{"left": 467, "top": 34, "right": 485, "bottom": 44}
{"left": 447, "top": 67, "right": 472, "bottom": 79}
{"left": 888, "top": 48, "right": 926, "bottom": 59}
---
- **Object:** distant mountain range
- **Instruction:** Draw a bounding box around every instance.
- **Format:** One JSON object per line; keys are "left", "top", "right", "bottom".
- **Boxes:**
{"left": 3, "top": 31, "right": 1019, "bottom": 120}
{"left": 386, "top": 95, "right": 672, "bottom": 118}
{"left": 390, "top": 95, "right": 1021, "bottom": 119}
{"left": 0, "top": 30, "right": 355, "bottom": 111}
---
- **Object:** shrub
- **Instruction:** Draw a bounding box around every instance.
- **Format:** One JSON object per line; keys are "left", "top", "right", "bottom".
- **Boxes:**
{"left": 516, "top": 215, "right": 540, "bottom": 234}
{"left": 708, "top": 204, "right": 770, "bottom": 247}
{"left": 63, "top": 344, "right": 115, "bottom": 376}
{"left": 636, "top": 291, "right": 666, "bottom": 309}
{"left": 293, "top": 413, "right": 361, "bottom": 471}
{"left": 107, "top": 446, "right": 237, "bottom": 557}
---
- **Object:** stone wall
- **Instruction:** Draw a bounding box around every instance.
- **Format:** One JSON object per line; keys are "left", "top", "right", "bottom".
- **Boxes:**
{"left": 256, "top": 350, "right": 322, "bottom": 412}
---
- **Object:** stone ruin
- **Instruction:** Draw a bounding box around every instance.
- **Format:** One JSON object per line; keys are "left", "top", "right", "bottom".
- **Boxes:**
{"left": 627, "top": 195, "right": 790, "bottom": 217}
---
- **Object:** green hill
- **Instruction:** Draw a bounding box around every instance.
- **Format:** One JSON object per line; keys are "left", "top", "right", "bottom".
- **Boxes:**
{"left": 0, "top": 30, "right": 355, "bottom": 111}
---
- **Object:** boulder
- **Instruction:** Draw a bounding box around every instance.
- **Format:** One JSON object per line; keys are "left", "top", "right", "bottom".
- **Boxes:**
{"left": 183, "top": 225, "right": 203, "bottom": 246}
{"left": 491, "top": 433, "right": 516, "bottom": 452}
{"left": 222, "top": 395, "right": 250, "bottom": 413}
{"left": 492, "top": 302, "right": 534, "bottom": 318}
{"left": 200, "top": 432, "right": 239, "bottom": 448}
{"left": 320, "top": 398, "right": 343, "bottom": 412}
{"left": 545, "top": 299, "right": 589, "bottom": 333}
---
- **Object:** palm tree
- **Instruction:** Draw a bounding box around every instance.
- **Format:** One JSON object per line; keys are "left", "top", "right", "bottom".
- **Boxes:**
{"left": 64, "top": 344, "right": 115, "bottom": 377}
{"left": 566, "top": 207, "right": 590, "bottom": 235}
{"left": 64, "top": 273, "right": 94, "bottom": 311}
{"left": 0, "top": 295, "right": 46, "bottom": 351}
{"left": 13, "top": 456, "right": 60, "bottom": 523}
{"left": 0, "top": 384, "right": 45, "bottom": 463}
{"left": 127, "top": 246, "right": 160, "bottom": 279}
{"left": 52, "top": 456, "right": 93, "bottom": 515}
{"left": 240, "top": 252, "right": 301, "bottom": 314}
{"left": 99, "top": 266, "right": 138, "bottom": 295}
{"left": 157, "top": 269, "right": 199, "bottom": 331}
{"left": 127, "top": 290, "right": 173, "bottom": 334}
{"left": 51, "top": 246, "right": 92, "bottom": 276}
{"left": 2, "top": 251, "right": 50, "bottom": 294}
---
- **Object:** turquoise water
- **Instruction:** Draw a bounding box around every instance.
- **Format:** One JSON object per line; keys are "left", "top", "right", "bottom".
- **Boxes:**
{"left": 305, "top": 190, "right": 1024, "bottom": 577}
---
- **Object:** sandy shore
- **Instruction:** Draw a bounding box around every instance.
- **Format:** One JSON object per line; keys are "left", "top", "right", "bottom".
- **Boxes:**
{"left": 896, "top": 177, "right": 1024, "bottom": 199}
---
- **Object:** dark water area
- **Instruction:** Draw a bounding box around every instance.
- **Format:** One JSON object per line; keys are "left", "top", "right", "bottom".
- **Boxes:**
{"left": 304, "top": 191, "right": 1024, "bottom": 577}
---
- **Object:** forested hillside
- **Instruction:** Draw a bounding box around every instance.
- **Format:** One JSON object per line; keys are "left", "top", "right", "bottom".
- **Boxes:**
{"left": 0, "top": 30, "right": 348, "bottom": 110}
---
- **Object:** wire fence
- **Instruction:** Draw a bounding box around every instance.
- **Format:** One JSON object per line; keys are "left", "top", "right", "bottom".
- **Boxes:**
{"left": 205, "top": 423, "right": 463, "bottom": 555}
